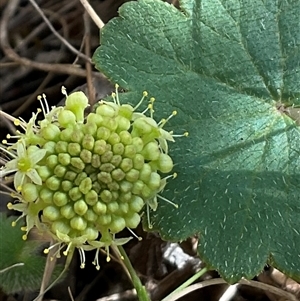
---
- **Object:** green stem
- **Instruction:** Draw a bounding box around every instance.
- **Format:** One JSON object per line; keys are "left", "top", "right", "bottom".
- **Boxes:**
{"left": 118, "top": 245, "right": 151, "bottom": 301}
{"left": 161, "top": 266, "right": 209, "bottom": 301}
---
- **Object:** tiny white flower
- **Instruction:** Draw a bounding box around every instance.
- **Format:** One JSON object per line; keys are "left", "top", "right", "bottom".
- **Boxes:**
{"left": 3, "top": 140, "right": 46, "bottom": 191}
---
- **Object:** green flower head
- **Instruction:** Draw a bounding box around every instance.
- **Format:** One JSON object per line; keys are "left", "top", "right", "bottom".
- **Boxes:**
{"left": 0, "top": 85, "right": 187, "bottom": 268}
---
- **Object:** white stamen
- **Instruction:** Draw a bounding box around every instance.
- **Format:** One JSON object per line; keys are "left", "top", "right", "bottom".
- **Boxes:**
{"left": 133, "top": 91, "right": 148, "bottom": 111}
{"left": 147, "top": 203, "right": 153, "bottom": 229}
{"left": 157, "top": 194, "right": 178, "bottom": 208}
{"left": 92, "top": 248, "right": 101, "bottom": 270}
{"left": 78, "top": 247, "right": 86, "bottom": 268}
{"left": 126, "top": 228, "right": 142, "bottom": 241}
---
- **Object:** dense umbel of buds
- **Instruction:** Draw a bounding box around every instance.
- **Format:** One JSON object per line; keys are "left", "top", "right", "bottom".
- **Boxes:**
{"left": 0, "top": 85, "right": 186, "bottom": 267}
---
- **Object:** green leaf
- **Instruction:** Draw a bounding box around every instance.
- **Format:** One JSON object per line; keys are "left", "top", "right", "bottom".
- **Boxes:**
{"left": 93, "top": 0, "right": 300, "bottom": 282}
{"left": 0, "top": 214, "right": 62, "bottom": 293}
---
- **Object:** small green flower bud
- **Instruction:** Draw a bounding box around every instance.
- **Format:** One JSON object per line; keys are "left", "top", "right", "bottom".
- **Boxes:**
{"left": 118, "top": 104, "right": 133, "bottom": 119}
{"left": 133, "top": 154, "right": 144, "bottom": 169}
{"left": 40, "top": 188, "right": 54, "bottom": 204}
{"left": 119, "top": 192, "right": 132, "bottom": 202}
{"left": 132, "top": 180, "right": 145, "bottom": 194}
{"left": 79, "top": 149, "right": 92, "bottom": 163}
{"left": 93, "top": 201, "right": 107, "bottom": 215}
{"left": 132, "top": 117, "right": 153, "bottom": 134}
{"left": 91, "top": 154, "right": 101, "bottom": 168}
{"left": 87, "top": 112, "right": 103, "bottom": 126}
{"left": 43, "top": 205, "right": 61, "bottom": 221}
{"left": 100, "top": 189, "right": 113, "bottom": 203}
{"left": 96, "top": 103, "right": 116, "bottom": 117}
{"left": 92, "top": 181, "right": 101, "bottom": 194}
{"left": 139, "top": 164, "right": 152, "bottom": 182}
{"left": 79, "top": 177, "right": 92, "bottom": 194}
{"left": 55, "top": 141, "right": 68, "bottom": 153}
{"left": 22, "top": 183, "right": 39, "bottom": 202}
{"left": 46, "top": 176, "right": 61, "bottom": 191}
{"left": 123, "top": 145, "right": 136, "bottom": 158}
{"left": 120, "top": 158, "right": 133, "bottom": 172}
{"left": 117, "top": 202, "right": 129, "bottom": 214}
{"left": 43, "top": 141, "right": 56, "bottom": 154}
{"left": 70, "top": 216, "right": 87, "bottom": 231}
{"left": 107, "top": 132, "right": 120, "bottom": 145}
{"left": 111, "top": 191, "right": 119, "bottom": 201}
{"left": 70, "top": 157, "right": 85, "bottom": 170}
{"left": 68, "top": 143, "right": 81, "bottom": 156}
{"left": 54, "top": 164, "right": 67, "bottom": 178}
{"left": 132, "top": 137, "right": 144, "bottom": 152}
{"left": 110, "top": 154, "right": 122, "bottom": 167}
{"left": 130, "top": 196, "right": 144, "bottom": 212}
{"left": 58, "top": 109, "right": 76, "bottom": 127}
{"left": 74, "top": 200, "right": 88, "bottom": 216}
{"left": 27, "top": 145, "right": 39, "bottom": 155}
{"left": 58, "top": 153, "right": 71, "bottom": 166}
{"left": 93, "top": 140, "right": 107, "bottom": 155}
{"left": 96, "top": 127, "right": 110, "bottom": 140}
{"left": 141, "top": 185, "right": 153, "bottom": 199}
{"left": 60, "top": 204, "right": 76, "bottom": 219}
{"left": 69, "top": 187, "right": 82, "bottom": 201}
{"left": 110, "top": 216, "right": 126, "bottom": 233}
{"left": 119, "top": 130, "right": 132, "bottom": 145}
{"left": 37, "top": 166, "right": 52, "bottom": 181}
{"left": 60, "top": 127, "right": 73, "bottom": 141}
{"left": 51, "top": 220, "right": 71, "bottom": 234}
{"left": 71, "top": 127, "right": 84, "bottom": 143}
{"left": 61, "top": 180, "right": 73, "bottom": 192}
{"left": 85, "top": 190, "right": 98, "bottom": 206}
{"left": 157, "top": 153, "right": 174, "bottom": 173}
{"left": 125, "top": 212, "right": 141, "bottom": 229}
{"left": 103, "top": 117, "right": 118, "bottom": 131}
{"left": 53, "top": 191, "right": 68, "bottom": 207}
{"left": 119, "top": 181, "right": 133, "bottom": 193}
{"left": 141, "top": 141, "right": 160, "bottom": 161}
{"left": 65, "top": 91, "right": 89, "bottom": 122}
{"left": 125, "top": 169, "right": 140, "bottom": 182}
{"left": 75, "top": 172, "right": 88, "bottom": 186}
{"left": 82, "top": 122, "right": 98, "bottom": 136}
{"left": 97, "top": 214, "right": 111, "bottom": 225}
{"left": 46, "top": 154, "right": 58, "bottom": 169}
{"left": 99, "top": 163, "right": 114, "bottom": 173}
{"left": 84, "top": 209, "right": 98, "bottom": 222}
{"left": 81, "top": 227, "right": 98, "bottom": 241}
{"left": 98, "top": 172, "right": 112, "bottom": 184}
{"left": 112, "top": 142, "right": 125, "bottom": 155}
{"left": 82, "top": 134, "right": 95, "bottom": 151}
{"left": 64, "top": 170, "right": 77, "bottom": 181}
{"left": 107, "top": 201, "right": 119, "bottom": 213}
{"left": 85, "top": 164, "right": 97, "bottom": 174}
{"left": 101, "top": 151, "right": 113, "bottom": 163}
{"left": 41, "top": 123, "right": 60, "bottom": 141}
{"left": 116, "top": 115, "right": 131, "bottom": 131}
{"left": 148, "top": 172, "right": 161, "bottom": 190}
{"left": 111, "top": 168, "right": 126, "bottom": 181}
{"left": 107, "top": 181, "right": 120, "bottom": 191}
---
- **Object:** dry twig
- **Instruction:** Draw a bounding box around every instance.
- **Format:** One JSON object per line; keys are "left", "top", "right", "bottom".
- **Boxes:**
{"left": 79, "top": 0, "right": 105, "bottom": 29}
{"left": 0, "top": 0, "right": 103, "bottom": 78}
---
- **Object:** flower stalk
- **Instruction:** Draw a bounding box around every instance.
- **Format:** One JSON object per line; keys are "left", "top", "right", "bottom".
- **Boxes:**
{"left": 118, "top": 245, "right": 151, "bottom": 301}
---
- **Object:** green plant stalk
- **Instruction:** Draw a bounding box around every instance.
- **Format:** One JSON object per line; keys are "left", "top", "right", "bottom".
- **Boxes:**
{"left": 118, "top": 245, "right": 151, "bottom": 301}
{"left": 161, "top": 266, "right": 209, "bottom": 301}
